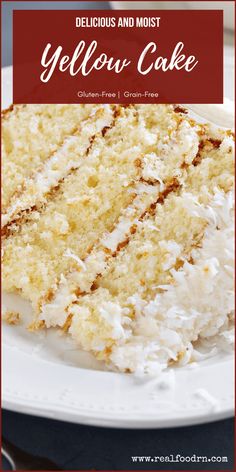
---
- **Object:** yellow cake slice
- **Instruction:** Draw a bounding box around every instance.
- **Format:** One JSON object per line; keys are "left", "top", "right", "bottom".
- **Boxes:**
{"left": 2, "top": 103, "right": 234, "bottom": 374}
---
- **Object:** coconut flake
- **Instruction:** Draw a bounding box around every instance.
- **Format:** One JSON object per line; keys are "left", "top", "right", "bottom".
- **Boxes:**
{"left": 64, "top": 249, "right": 87, "bottom": 271}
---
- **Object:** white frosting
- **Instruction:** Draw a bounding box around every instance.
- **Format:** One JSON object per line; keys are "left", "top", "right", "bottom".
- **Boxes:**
{"left": 101, "top": 183, "right": 159, "bottom": 252}
{"left": 110, "top": 189, "right": 234, "bottom": 373}
{"left": 101, "top": 218, "right": 133, "bottom": 252}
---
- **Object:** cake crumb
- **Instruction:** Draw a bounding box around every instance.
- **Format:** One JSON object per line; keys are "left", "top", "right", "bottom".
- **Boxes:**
{"left": 27, "top": 320, "right": 45, "bottom": 331}
{"left": 3, "top": 310, "right": 21, "bottom": 325}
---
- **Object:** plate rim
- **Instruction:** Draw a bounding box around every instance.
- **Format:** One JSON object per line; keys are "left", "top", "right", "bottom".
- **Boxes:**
{"left": 3, "top": 339, "right": 234, "bottom": 428}
{"left": 2, "top": 399, "right": 234, "bottom": 429}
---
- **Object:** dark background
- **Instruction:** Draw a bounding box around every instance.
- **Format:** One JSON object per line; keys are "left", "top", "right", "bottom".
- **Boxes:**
{"left": 2, "top": 410, "right": 234, "bottom": 470}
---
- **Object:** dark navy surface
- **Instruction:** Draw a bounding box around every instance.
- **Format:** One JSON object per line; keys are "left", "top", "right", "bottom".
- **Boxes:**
{"left": 1, "top": 456, "right": 11, "bottom": 471}
{"left": 2, "top": 410, "right": 234, "bottom": 470}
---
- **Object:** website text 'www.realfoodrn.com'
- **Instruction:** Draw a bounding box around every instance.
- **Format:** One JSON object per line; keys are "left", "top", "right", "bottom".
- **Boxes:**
{"left": 131, "top": 454, "right": 228, "bottom": 464}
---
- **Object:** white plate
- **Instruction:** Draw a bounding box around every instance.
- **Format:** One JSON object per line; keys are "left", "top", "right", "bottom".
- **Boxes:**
{"left": 2, "top": 66, "right": 234, "bottom": 428}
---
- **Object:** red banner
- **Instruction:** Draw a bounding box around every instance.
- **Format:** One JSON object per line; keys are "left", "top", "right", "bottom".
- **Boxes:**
{"left": 13, "top": 10, "right": 223, "bottom": 104}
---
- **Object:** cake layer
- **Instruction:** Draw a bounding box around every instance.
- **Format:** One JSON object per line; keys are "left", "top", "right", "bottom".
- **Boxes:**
{"left": 2, "top": 104, "right": 95, "bottom": 209}
{"left": 3, "top": 104, "right": 192, "bottom": 308}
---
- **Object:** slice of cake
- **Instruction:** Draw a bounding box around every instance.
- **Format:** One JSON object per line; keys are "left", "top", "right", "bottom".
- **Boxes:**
{"left": 2, "top": 103, "right": 234, "bottom": 374}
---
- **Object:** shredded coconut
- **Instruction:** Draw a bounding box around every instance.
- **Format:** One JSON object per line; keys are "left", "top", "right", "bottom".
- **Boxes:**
{"left": 64, "top": 248, "right": 87, "bottom": 271}
{"left": 110, "top": 189, "right": 234, "bottom": 373}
